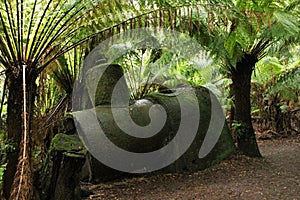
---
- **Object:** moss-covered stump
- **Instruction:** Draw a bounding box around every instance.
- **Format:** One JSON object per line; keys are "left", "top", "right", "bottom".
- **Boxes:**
{"left": 38, "top": 133, "right": 86, "bottom": 200}
{"left": 73, "top": 86, "right": 235, "bottom": 182}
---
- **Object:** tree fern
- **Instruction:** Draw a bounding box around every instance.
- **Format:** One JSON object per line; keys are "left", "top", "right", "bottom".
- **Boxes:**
{"left": 0, "top": 0, "right": 116, "bottom": 198}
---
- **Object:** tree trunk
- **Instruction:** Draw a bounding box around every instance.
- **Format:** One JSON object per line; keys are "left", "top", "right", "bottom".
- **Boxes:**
{"left": 3, "top": 70, "right": 23, "bottom": 199}
{"left": 265, "top": 97, "right": 292, "bottom": 135}
{"left": 232, "top": 56, "right": 261, "bottom": 157}
{"left": 3, "top": 68, "right": 37, "bottom": 199}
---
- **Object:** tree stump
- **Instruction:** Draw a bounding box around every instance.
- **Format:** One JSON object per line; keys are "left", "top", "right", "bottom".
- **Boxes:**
{"left": 38, "top": 133, "right": 86, "bottom": 200}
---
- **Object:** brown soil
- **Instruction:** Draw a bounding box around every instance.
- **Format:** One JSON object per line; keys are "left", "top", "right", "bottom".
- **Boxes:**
{"left": 83, "top": 135, "right": 300, "bottom": 200}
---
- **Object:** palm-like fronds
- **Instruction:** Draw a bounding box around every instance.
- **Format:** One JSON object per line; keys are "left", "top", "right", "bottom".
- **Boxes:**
{"left": 0, "top": 0, "right": 86, "bottom": 72}
{"left": 83, "top": 2, "right": 237, "bottom": 48}
{"left": 84, "top": 0, "right": 299, "bottom": 73}
{"left": 205, "top": 0, "right": 299, "bottom": 71}
{"left": 52, "top": 47, "right": 83, "bottom": 96}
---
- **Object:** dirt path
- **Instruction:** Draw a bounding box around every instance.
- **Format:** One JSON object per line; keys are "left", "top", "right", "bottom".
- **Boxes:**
{"left": 83, "top": 136, "right": 300, "bottom": 200}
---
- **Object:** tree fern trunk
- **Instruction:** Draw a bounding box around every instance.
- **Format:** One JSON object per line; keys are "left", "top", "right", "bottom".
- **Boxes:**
{"left": 232, "top": 57, "right": 261, "bottom": 157}
{"left": 3, "top": 70, "right": 23, "bottom": 199}
{"left": 9, "top": 142, "right": 32, "bottom": 200}
{"left": 3, "top": 68, "right": 37, "bottom": 199}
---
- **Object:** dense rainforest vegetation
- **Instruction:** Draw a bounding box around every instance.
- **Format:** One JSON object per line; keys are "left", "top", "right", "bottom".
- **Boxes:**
{"left": 0, "top": 0, "right": 299, "bottom": 199}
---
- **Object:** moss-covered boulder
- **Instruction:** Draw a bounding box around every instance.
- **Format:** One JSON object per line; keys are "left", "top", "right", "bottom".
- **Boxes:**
{"left": 73, "top": 86, "right": 235, "bottom": 182}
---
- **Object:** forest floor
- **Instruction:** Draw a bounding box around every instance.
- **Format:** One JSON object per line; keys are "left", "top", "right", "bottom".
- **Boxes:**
{"left": 82, "top": 134, "right": 300, "bottom": 200}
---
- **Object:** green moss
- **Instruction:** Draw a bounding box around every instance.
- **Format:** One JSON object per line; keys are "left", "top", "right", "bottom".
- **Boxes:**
{"left": 51, "top": 134, "right": 86, "bottom": 158}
